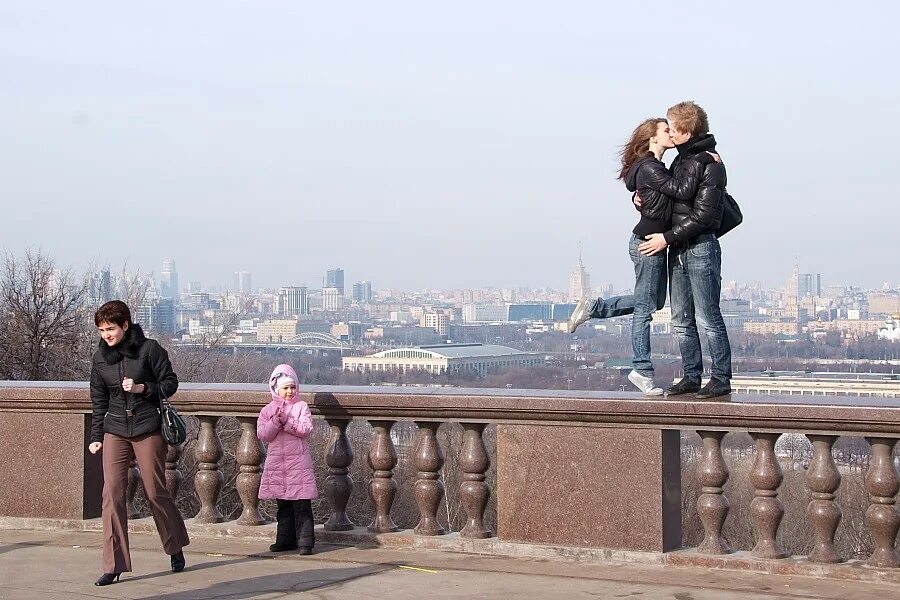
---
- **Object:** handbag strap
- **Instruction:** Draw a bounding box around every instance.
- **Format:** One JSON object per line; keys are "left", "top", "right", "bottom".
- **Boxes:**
{"left": 157, "top": 383, "right": 173, "bottom": 411}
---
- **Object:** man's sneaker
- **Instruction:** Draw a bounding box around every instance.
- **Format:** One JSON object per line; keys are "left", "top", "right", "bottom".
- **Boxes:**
{"left": 566, "top": 296, "right": 594, "bottom": 334}
{"left": 695, "top": 378, "right": 732, "bottom": 400}
{"left": 628, "top": 370, "right": 664, "bottom": 396}
{"left": 666, "top": 377, "right": 702, "bottom": 396}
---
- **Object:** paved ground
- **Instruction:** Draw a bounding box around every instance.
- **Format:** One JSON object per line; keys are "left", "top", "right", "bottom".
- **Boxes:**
{"left": 1, "top": 529, "right": 896, "bottom": 599}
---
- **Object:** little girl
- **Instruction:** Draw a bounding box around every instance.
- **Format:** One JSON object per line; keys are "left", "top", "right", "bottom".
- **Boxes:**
{"left": 257, "top": 364, "right": 318, "bottom": 554}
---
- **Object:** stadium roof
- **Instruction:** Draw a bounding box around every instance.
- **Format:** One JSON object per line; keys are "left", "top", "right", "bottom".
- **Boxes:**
{"left": 368, "top": 343, "right": 535, "bottom": 360}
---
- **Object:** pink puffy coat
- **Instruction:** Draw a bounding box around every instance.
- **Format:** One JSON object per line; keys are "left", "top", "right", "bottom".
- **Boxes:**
{"left": 257, "top": 364, "right": 319, "bottom": 500}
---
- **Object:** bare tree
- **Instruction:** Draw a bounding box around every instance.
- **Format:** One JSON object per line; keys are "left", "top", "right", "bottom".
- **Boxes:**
{"left": 115, "top": 261, "right": 153, "bottom": 311}
{"left": 0, "top": 249, "right": 92, "bottom": 380}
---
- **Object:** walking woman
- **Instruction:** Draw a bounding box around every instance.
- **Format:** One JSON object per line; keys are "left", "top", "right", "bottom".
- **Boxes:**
{"left": 567, "top": 118, "right": 713, "bottom": 394}
{"left": 88, "top": 300, "right": 189, "bottom": 586}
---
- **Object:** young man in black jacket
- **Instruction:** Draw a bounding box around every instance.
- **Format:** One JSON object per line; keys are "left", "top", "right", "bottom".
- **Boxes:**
{"left": 638, "top": 101, "right": 733, "bottom": 399}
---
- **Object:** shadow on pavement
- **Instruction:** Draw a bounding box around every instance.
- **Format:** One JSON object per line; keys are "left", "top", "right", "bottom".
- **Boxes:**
{"left": 126, "top": 555, "right": 270, "bottom": 583}
{"left": 135, "top": 564, "right": 396, "bottom": 599}
{"left": 0, "top": 541, "right": 49, "bottom": 555}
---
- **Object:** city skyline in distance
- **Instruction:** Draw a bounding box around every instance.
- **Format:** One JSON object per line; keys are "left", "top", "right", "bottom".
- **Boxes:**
{"left": 104, "top": 255, "right": 894, "bottom": 298}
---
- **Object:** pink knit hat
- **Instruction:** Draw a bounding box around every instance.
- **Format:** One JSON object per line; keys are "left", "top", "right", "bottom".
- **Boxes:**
{"left": 268, "top": 364, "right": 299, "bottom": 400}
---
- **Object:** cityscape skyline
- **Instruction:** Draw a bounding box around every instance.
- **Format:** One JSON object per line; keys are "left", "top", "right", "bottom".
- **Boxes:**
{"left": 77, "top": 253, "right": 895, "bottom": 298}
{"left": 77, "top": 253, "right": 899, "bottom": 348}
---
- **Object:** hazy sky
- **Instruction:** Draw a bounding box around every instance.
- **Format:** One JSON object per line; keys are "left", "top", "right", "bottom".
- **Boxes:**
{"left": 2, "top": 2, "right": 898, "bottom": 292}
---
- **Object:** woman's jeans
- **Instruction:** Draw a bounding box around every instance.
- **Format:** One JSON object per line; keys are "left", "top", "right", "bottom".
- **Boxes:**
{"left": 589, "top": 235, "right": 667, "bottom": 377}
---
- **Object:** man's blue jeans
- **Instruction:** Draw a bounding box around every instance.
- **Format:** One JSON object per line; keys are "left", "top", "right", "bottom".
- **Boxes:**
{"left": 668, "top": 233, "right": 733, "bottom": 382}
{"left": 589, "top": 235, "right": 667, "bottom": 377}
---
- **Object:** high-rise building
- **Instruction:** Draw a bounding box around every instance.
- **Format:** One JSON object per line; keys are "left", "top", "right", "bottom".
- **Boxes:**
{"left": 326, "top": 268, "right": 345, "bottom": 296}
{"left": 798, "top": 273, "right": 822, "bottom": 298}
{"left": 786, "top": 264, "right": 800, "bottom": 299}
{"left": 569, "top": 251, "right": 591, "bottom": 302}
{"left": 89, "top": 268, "right": 112, "bottom": 306}
{"left": 234, "top": 271, "right": 252, "bottom": 296}
{"left": 276, "top": 287, "right": 309, "bottom": 316}
{"left": 136, "top": 298, "right": 176, "bottom": 336}
{"left": 323, "top": 287, "right": 343, "bottom": 311}
{"left": 160, "top": 259, "right": 179, "bottom": 300}
{"left": 352, "top": 281, "right": 373, "bottom": 304}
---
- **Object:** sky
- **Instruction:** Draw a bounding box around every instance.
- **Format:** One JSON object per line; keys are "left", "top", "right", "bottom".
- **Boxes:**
{"left": 2, "top": 2, "right": 898, "bottom": 293}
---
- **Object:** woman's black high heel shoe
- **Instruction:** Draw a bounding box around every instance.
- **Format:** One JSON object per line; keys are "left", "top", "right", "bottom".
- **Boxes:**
{"left": 170, "top": 551, "right": 186, "bottom": 573}
{"left": 94, "top": 573, "right": 121, "bottom": 586}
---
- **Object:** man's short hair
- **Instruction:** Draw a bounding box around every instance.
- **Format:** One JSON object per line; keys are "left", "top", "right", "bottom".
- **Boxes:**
{"left": 95, "top": 300, "right": 132, "bottom": 327}
{"left": 667, "top": 101, "right": 709, "bottom": 137}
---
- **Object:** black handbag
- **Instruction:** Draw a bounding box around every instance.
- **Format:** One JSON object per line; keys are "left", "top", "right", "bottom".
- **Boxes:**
{"left": 716, "top": 191, "right": 743, "bottom": 238}
{"left": 159, "top": 389, "right": 187, "bottom": 446}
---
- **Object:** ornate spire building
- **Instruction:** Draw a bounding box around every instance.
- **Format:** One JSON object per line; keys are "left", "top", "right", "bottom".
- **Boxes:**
{"left": 569, "top": 246, "right": 591, "bottom": 301}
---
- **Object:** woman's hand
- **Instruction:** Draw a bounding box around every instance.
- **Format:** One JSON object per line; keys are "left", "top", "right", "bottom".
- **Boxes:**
{"left": 122, "top": 378, "right": 146, "bottom": 395}
{"left": 89, "top": 442, "right": 103, "bottom": 454}
{"left": 707, "top": 151, "right": 721, "bottom": 163}
{"left": 639, "top": 233, "right": 669, "bottom": 256}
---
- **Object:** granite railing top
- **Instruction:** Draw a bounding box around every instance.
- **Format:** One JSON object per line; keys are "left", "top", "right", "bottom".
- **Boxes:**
{"left": 0, "top": 381, "right": 898, "bottom": 435}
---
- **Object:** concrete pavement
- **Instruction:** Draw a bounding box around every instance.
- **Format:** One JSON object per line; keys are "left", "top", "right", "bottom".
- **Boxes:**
{"left": 0, "top": 528, "right": 896, "bottom": 599}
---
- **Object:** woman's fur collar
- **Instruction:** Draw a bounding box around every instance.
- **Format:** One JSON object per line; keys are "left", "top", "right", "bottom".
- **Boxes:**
{"left": 99, "top": 323, "right": 147, "bottom": 364}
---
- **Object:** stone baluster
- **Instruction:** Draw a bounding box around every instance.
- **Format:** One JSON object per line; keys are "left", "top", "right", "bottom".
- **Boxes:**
{"left": 324, "top": 418, "right": 354, "bottom": 531}
{"left": 865, "top": 437, "right": 900, "bottom": 568}
{"left": 194, "top": 416, "right": 224, "bottom": 523}
{"left": 126, "top": 459, "right": 142, "bottom": 519}
{"left": 459, "top": 422, "right": 492, "bottom": 538}
{"left": 696, "top": 430, "right": 731, "bottom": 554}
{"left": 236, "top": 417, "right": 265, "bottom": 525}
{"left": 164, "top": 444, "right": 183, "bottom": 500}
{"left": 805, "top": 434, "right": 843, "bottom": 563}
{"left": 367, "top": 420, "right": 399, "bottom": 533}
{"left": 413, "top": 421, "right": 446, "bottom": 536}
{"left": 749, "top": 432, "right": 788, "bottom": 559}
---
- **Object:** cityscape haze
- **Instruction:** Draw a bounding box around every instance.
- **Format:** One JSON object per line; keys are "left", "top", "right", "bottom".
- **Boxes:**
{"left": 1, "top": 2, "right": 898, "bottom": 292}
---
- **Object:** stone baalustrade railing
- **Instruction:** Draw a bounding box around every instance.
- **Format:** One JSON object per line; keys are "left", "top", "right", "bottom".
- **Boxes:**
{"left": 1, "top": 382, "right": 899, "bottom": 578}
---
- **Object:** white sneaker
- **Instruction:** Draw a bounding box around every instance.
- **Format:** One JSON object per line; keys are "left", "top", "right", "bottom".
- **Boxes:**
{"left": 628, "top": 370, "right": 664, "bottom": 396}
{"left": 567, "top": 297, "right": 593, "bottom": 333}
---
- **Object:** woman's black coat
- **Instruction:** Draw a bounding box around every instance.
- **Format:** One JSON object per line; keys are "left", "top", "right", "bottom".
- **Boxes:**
{"left": 89, "top": 323, "right": 178, "bottom": 443}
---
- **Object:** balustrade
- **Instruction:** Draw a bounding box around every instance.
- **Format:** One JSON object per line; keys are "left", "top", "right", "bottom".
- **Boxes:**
{"left": 695, "top": 430, "right": 731, "bottom": 554}
{"left": 194, "top": 416, "right": 224, "bottom": 523}
{"left": 2, "top": 382, "right": 899, "bottom": 577}
{"left": 805, "top": 434, "right": 842, "bottom": 563}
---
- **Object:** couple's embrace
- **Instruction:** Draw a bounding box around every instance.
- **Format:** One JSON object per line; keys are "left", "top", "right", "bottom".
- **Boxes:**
{"left": 568, "top": 101, "right": 733, "bottom": 400}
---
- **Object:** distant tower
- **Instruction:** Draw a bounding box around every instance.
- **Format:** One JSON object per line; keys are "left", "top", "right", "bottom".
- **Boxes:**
{"left": 326, "top": 268, "right": 345, "bottom": 296}
{"left": 89, "top": 268, "right": 113, "bottom": 306}
{"left": 234, "top": 271, "right": 252, "bottom": 296}
{"left": 276, "top": 287, "right": 309, "bottom": 316}
{"left": 160, "top": 259, "right": 179, "bottom": 301}
{"left": 569, "top": 245, "right": 591, "bottom": 301}
{"left": 786, "top": 260, "right": 800, "bottom": 300}
{"left": 352, "top": 281, "right": 373, "bottom": 304}
{"left": 323, "top": 287, "right": 343, "bottom": 311}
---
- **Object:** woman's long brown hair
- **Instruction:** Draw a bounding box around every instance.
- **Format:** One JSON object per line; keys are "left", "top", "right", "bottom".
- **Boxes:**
{"left": 618, "top": 118, "right": 665, "bottom": 181}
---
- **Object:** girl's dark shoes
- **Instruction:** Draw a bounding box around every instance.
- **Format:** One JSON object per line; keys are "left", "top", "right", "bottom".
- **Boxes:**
{"left": 94, "top": 573, "right": 121, "bottom": 586}
{"left": 269, "top": 542, "right": 298, "bottom": 552}
{"left": 297, "top": 546, "right": 313, "bottom": 555}
{"left": 170, "top": 551, "right": 186, "bottom": 573}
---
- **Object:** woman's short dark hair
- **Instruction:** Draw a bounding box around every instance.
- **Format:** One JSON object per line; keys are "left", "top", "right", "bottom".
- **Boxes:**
{"left": 95, "top": 300, "right": 132, "bottom": 328}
